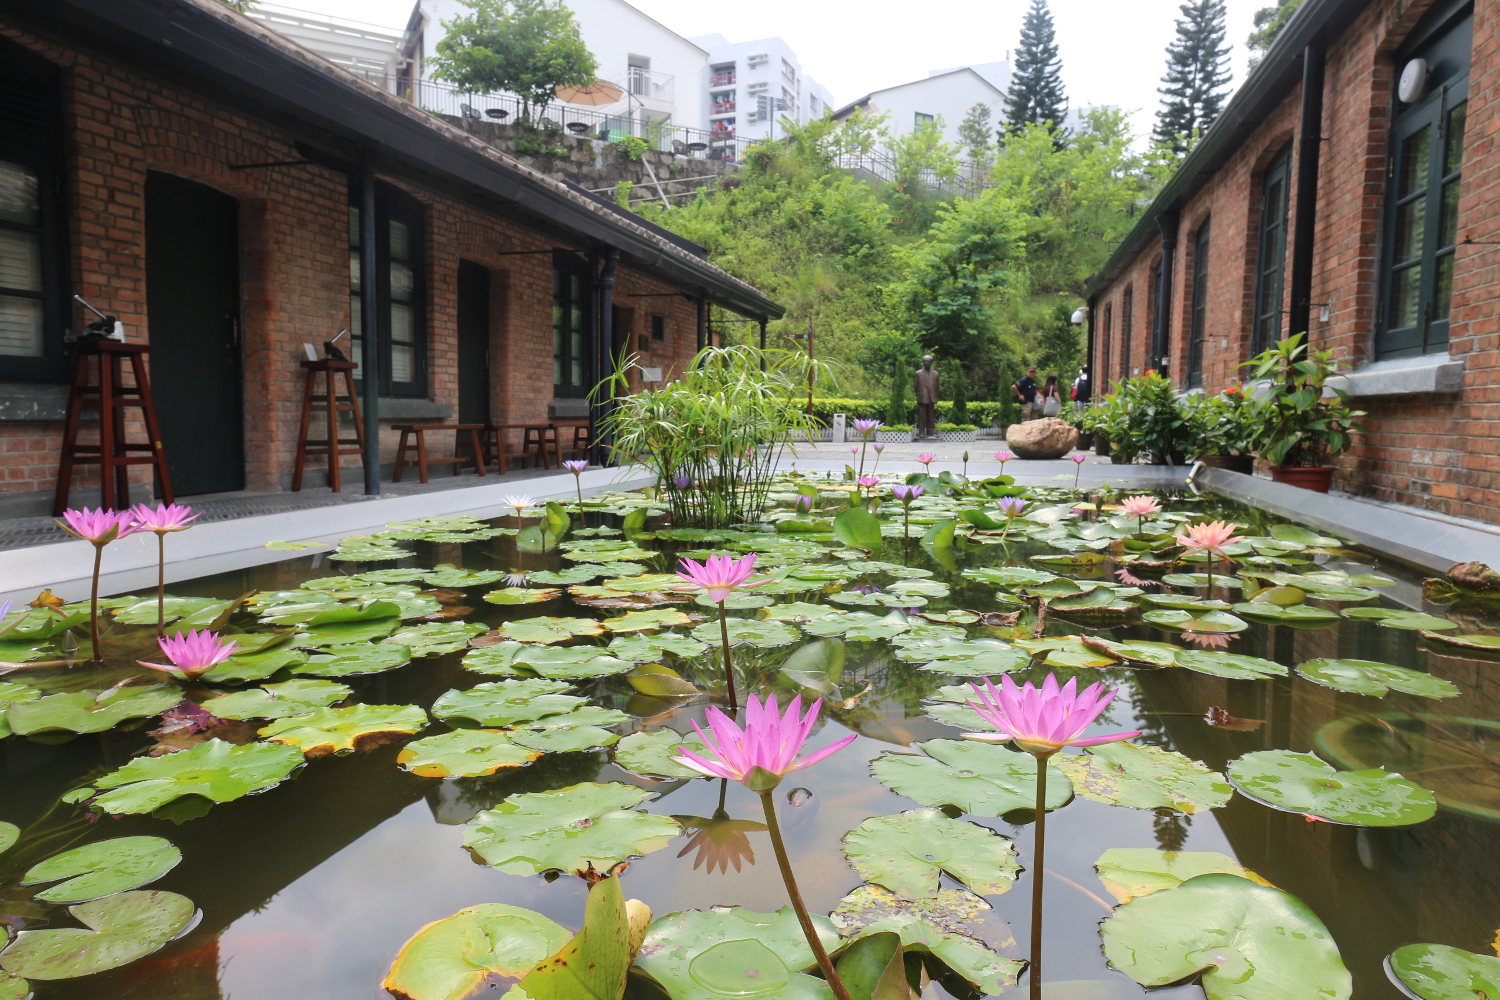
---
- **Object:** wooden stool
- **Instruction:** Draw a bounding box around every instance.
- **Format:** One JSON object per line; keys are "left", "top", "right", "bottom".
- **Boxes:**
{"left": 53, "top": 340, "right": 173, "bottom": 514}
{"left": 557, "top": 423, "right": 592, "bottom": 462}
{"left": 521, "top": 425, "right": 558, "bottom": 469}
{"left": 292, "top": 359, "right": 365, "bottom": 492}
{"left": 392, "top": 423, "right": 487, "bottom": 483}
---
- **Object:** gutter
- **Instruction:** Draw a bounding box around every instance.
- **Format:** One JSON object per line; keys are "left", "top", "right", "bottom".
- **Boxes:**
{"left": 1287, "top": 43, "right": 1327, "bottom": 336}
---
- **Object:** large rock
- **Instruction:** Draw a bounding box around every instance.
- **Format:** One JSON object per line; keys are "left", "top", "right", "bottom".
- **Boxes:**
{"left": 1005, "top": 418, "right": 1078, "bottom": 459}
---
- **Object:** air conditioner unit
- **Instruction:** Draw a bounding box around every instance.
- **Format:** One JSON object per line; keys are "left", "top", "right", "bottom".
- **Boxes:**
{"left": 747, "top": 53, "right": 769, "bottom": 67}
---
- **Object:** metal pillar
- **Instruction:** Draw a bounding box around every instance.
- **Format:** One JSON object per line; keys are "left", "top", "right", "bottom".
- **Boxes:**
{"left": 359, "top": 153, "right": 381, "bottom": 496}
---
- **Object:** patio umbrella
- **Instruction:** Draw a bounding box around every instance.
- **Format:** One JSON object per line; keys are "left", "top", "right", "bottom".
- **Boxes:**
{"left": 555, "top": 80, "right": 624, "bottom": 106}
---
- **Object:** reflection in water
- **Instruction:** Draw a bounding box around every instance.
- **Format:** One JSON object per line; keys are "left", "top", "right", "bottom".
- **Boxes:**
{"left": 672, "top": 779, "right": 767, "bottom": 873}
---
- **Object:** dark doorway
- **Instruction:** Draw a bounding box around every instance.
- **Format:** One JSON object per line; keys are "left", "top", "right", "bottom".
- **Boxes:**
{"left": 145, "top": 172, "right": 244, "bottom": 495}
{"left": 456, "top": 260, "right": 491, "bottom": 425}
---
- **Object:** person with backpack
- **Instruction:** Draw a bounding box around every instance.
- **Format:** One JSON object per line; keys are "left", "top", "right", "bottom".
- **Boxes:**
{"left": 1012, "top": 366, "right": 1039, "bottom": 422}
{"left": 1071, "top": 365, "right": 1092, "bottom": 411}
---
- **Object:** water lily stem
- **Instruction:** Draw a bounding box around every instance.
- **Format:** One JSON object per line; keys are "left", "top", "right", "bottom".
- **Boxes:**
{"left": 717, "top": 603, "right": 738, "bottom": 711}
{"left": 156, "top": 532, "right": 166, "bottom": 638}
{"left": 759, "top": 790, "right": 852, "bottom": 1000}
{"left": 1030, "top": 751, "right": 1051, "bottom": 1000}
{"left": 903, "top": 507, "right": 910, "bottom": 564}
{"left": 88, "top": 543, "right": 103, "bottom": 663}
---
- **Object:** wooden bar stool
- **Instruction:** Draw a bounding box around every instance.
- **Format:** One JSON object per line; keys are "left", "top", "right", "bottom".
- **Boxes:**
{"left": 292, "top": 358, "right": 365, "bottom": 492}
{"left": 392, "top": 423, "right": 487, "bottom": 483}
{"left": 53, "top": 340, "right": 174, "bottom": 514}
{"left": 557, "top": 423, "right": 592, "bottom": 463}
{"left": 482, "top": 424, "right": 550, "bottom": 475}
{"left": 521, "top": 425, "right": 558, "bottom": 469}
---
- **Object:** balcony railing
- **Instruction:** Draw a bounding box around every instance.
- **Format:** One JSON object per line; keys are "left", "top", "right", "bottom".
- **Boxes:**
{"left": 710, "top": 73, "right": 735, "bottom": 87}
{"left": 710, "top": 101, "right": 735, "bottom": 115}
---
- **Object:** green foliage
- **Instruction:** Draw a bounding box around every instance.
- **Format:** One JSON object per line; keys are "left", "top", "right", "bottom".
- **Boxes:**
{"left": 1179, "top": 384, "right": 1258, "bottom": 456}
{"left": 884, "top": 117, "right": 960, "bottom": 234}
{"left": 1248, "top": 0, "right": 1304, "bottom": 61}
{"left": 428, "top": 0, "right": 598, "bottom": 122}
{"left": 1154, "top": 0, "right": 1233, "bottom": 154}
{"left": 1243, "top": 334, "right": 1366, "bottom": 467}
{"left": 1094, "top": 372, "right": 1189, "bottom": 464}
{"left": 1005, "top": 0, "right": 1069, "bottom": 134}
{"left": 613, "top": 180, "right": 633, "bottom": 207}
{"left": 616, "top": 135, "right": 648, "bottom": 161}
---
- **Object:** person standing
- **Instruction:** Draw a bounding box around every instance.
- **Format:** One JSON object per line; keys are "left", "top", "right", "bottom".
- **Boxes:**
{"left": 1012, "top": 366, "right": 1038, "bottom": 422}
{"left": 1072, "top": 365, "right": 1092, "bottom": 411}
{"left": 914, "top": 355, "right": 940, "bottom": 440}
{"left": 1039, "top": 373, "right": 1062, "bottom": 417}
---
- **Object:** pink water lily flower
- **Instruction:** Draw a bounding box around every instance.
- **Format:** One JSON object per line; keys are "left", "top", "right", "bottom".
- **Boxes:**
{"left": 995, "top": 451, "right": 1014, "bottom": 462}
{"left": 139, "top": 628, "right": 240, "bottom": 680}
{"left": 963, "top": 674, "right": 1141, "bottom": 756}
{"left": 129, "top": 502, "right": 198, "bottom": 533}
{"left": 852, "top": 418, "right": 883, "bottom": 436}
{"left": 562, "top": 460, "right": 588, "bottom": 475}
{"left": 57, "top": 507, "right": 138, "bottom": 546}
{"left": 676, "top": 552, "right": 761, "bottom": 603}
{"left": 1176, "top": 519, "right": 1245, "bottom": 557}
{"left": 673, "top": 693, "right": 858, "bottom": 791}
{"left": 891, "top": 484, "right": 924, "bottom": 503}
{"left": 916, "top": 453, "right": 936, "bottom": 465}
{"left": 1070, "top": 454, "right": 1086, "bottom": 464}
{"left": 1119, "top": 496, "right": 1162, "bottom": 517}
{"left": 996, "top": 496, "right": 1027, "bottom": 517}
{"left": 856, "top": 475, "right": 880, "bottom": 488}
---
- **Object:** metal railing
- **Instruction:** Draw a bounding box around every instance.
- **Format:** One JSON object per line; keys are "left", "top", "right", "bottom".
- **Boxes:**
{"left": 350, "top": 71, "right": 724, "bottom": 158}
{"left": 832, "top": 152, "right": 989, "bottom": 193}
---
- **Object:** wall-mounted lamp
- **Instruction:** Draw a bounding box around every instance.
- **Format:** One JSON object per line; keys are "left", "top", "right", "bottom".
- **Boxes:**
{"left": 1319, "top": 301, "right": 1332, "bottom": 323}
{"left": 1070, "top": 306, "right": 1089, "bottom": 325}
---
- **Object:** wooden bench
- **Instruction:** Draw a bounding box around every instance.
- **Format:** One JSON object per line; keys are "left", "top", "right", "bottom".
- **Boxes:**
{"left": 485, "top": 423, "right": 558, "bottom": 474}
{"left": 391, "top": 423, "right": 486, "bottom": 483}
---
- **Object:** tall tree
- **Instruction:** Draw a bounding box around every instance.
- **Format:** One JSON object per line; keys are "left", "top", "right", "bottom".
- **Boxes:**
{"left": 1247, "top": 0, "right": 1304, "bottom": 65}
{"left": 1153, "top": 0, "right": 1233, "bottom": 153}
{"left": 958, "top": 102, "right": 995, "bottom": 188}
{"left": 429, "top": 0, "right": 598, "bottom": 122}
{"left": 1004, "top": 0, "right": 1069, "bottom": 135}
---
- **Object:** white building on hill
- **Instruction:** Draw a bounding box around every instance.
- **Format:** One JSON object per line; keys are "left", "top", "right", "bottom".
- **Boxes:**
{"left": 689, "top": 34, "right": 836, "bottom": 158}
{"left": 831, "top": 67, "right": 1007, "bottom": 148}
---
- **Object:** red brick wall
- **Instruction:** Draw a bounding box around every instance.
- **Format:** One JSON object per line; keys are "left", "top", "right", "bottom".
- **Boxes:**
{"left": 1091, "top": 0, "right": 1500, "bottom": 524}
{"left": 0, "top": 20, "right": 703, "bottom": 500}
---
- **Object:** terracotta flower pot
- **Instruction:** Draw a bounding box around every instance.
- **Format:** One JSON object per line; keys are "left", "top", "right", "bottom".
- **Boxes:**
{"left": 1269, "top": 465, "right": 1334, "bottom": 492}
{"left": 1198, "top": 454, "right": 1255, "bottom": 475}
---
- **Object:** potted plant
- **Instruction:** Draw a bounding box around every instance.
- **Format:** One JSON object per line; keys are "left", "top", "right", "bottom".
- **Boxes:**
{"left": 1243, "top": 333, "right": 1366, "bottom": 492}
{"left": 936, "top": 422, "right": 977, "bottom": 443}
{"left": 877, "top": 424, "right": 913, "bottom": 442}
{"left": 1095, "top": 373, "right": 1187, "bottom": 465}
{"left": 1063, "top": 406, "right": 1092, "bottom": 451}
{"left": 1181, "top": 387, "right": 1257, "bottom": 474}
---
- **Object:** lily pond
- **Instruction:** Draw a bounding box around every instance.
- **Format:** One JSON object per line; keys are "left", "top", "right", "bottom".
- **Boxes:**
{"left": 1, "top": 472, "right": 1498, "bottom": 1000}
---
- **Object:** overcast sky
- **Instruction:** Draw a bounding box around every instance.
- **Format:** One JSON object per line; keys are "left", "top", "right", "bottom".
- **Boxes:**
{"left": 276, "top": 0, "right": 1266, "bottom": 137}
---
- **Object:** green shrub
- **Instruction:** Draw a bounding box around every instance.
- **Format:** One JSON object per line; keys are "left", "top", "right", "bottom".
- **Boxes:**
{"left": 617, "top": 135, "right": 649, "bottom": 161}
{"left": 882, "top": 424, "right": 913, "bottom": 433}
{"left": 1243, "top": 334, "right": 1366, "bottom": 467}
{"left": 1093, "top": 372, "right": 1188, "bottom": 465}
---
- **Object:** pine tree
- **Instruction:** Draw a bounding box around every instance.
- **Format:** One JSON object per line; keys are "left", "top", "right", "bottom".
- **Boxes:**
{"left": 1247, "top": 0, "right": 1304, "bottom": 65}
{"left": 1153, "top": 0, "right": 1233, "bottom": 154}
{"left": 1004, "top": 0, "right": 1068, "bottom": 135}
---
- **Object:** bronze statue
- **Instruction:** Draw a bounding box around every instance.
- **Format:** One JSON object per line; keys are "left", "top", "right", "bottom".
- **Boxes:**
{"left": 914, "top": 355, "right": 939, "bottom": 440}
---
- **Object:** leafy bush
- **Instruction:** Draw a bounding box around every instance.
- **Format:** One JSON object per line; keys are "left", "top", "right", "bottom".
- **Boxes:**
{"left": 616, "top": 135, "right": 649, "bottom": 161}
{"left": 937, "top": 422, "right": 978, "bottom": 432}
{"left": 1094, "top": 372, "right": 1188, "bottom": 465}
{"left": 1243, "top": 334, "right": 1365, "bottom": 467}
{"left": 882, "top": 424, "right": 913, "bottom": 433}
{"left": 1179, "top": 386, "right": 1258, "bottom": 457}
{"left": 804, "top": 398, "right": 1010, "bottom": 427}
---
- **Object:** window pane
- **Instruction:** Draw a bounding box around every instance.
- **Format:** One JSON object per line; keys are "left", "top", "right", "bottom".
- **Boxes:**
{"left": 348, "top": 206, "right": 360, "bottom": 247}
{"left": 1395, "top": 196, "right": 1426, "bottom": 263}
{"left": 1399, "top": 125, "right": 1431, "bottom": 197}
{"left": 390, "top": 261, "right": 413, "bottom": 301}
{"left": 1445, "top": 102, "right": 1468, "bottom": 174}
{"left": 390, "top": 220, "right": 410, "bottom": 261}
{"left": 350, "top": 295, "right": 361, "bottom": 337}
{"left": 0, "top": 161, "right": 40, "bottom": 226}
{"left": 0, "top": 295, "right": 42, "bottom": 356}
{"left": 390, "top": 343, "right": 413, "bottom": 382}
{"left": 0, "top": 229, "right": 41, "bottom": 291}
{"left": 1434, "top": 253, "right": 1455, "bottom": 320}
{"left": 390, "top": 302, "right": 412, "bottom": 342}
{"left": 1440, "top": 178, "right": 1462, "bottom": 248}
{"left": 1390, "top": 264, "right": 1423, "bottom": 328}
{"left": 349, "top": 249, "right": 361, "bottom": 292}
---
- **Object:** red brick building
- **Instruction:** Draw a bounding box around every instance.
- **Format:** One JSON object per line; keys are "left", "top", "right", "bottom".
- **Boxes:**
{"left": 0, "top": 0, "right": 778, "bottom": 513}
{"left": 1086, "top": 0, "right": 1494, "bottom": 521}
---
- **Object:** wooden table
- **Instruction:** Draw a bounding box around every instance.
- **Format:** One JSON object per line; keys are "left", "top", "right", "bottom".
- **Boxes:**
{"left": 392, "top": 423, "right": 486, "bottom": 483}
{"left": 485, "top": 423, "right": 561, "bottom": 473}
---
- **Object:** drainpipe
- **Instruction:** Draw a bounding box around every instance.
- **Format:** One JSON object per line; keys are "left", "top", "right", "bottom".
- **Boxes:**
{"left": 1153, "top": 214, "right": 1178, "bottom": 377}
{"left": 359, "top": 152, "right": 381, "bottom": 496}
{"left": 592, "top": 249, "right": 619, "bottom": 466}
{"left": 758, "top": 316, "right": 767, "bottom": 371}
{"left": 1085, "top": 296, "right": 1096, "bottom": 383}
{"left": 695, "top": 295, "right": 706, "bottom": 352}
{"left": 1288, "top": 42, "right": 1326, "bottom": 338}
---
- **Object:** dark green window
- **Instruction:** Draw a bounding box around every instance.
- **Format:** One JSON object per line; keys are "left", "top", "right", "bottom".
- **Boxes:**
{"left": 1187, "top": 222, "right": 1210, "bottom": 389}
{"left": 349, "top": 182, "right": 426, "bottom": 396}
{"left": 553, "top": 256, "right": 592, "bottom": 397}
{"left": 1379, "top": 3, "right": 1472, "bottom": 358}
{"left": 1251, "top": 147, "right": 1290, "bottom": 354}
{"left": 1120, "top": 287, "right": 1133, "bottom": 380}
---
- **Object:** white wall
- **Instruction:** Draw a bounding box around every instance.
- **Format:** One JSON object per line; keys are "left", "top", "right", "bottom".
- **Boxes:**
{"left": 858, "top": 70, "right": 1006, "bottom": 147}
{"left": 247, "top": 3, "right": 403, "bottom": 82}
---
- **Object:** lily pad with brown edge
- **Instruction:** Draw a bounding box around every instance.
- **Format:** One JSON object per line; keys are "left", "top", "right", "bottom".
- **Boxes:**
{"left": 5, "top": 685, "right": 183, "bottom": 736}
{"left": 601, "top": 609, "right": 695, "bottom": 633}
{"left": 1098, "top": 639, "right": 1184, "bottom": 668}
{"left": 842, "top": 809, "right": 1020, "bottom": 900}
{"left": 431, "top": 679, "right": 583, "bottom": 727}
{"left": 1052, "top": 742, "right": 1232, "bottom": 813}
{"left": 1418, "top": 631, "right": 1500, "bottom": 655}
{"left": 1227, "top": 749, "right": 1436, "bottom": 826}
{"left": 0, "top": 890, "right": 196, "bottom": 981}
{"left": 21, "top": 836, "right": 181, "bottom": 904}
{"left": 396, "top": 729, "right": 541, "bottom": 778}
{"left": 90, "top": 739, "right": 304, "bottom": 815}
{"left": 625, "top": 664, "right": 699, "bottom": 697}
{"left": 829, "top": 884, "right": 1021, "bottom": 995}
{"left": 292, "top": 642, "right": 412, "bottom": 678}
{"left": 1386, "top": 943, "right": 1500, "bottom": 1000}
{"left": 1295, "top": 659, "right": 1460, "bottom": 699}
{"left": 1012, "top": 635, "right": 1117, "bottom": 669}
{"left": 869, "top": 739, "right": 1072, "bottom": 817}
{"left": 1227, "top": 603, "right": 1338, "bottom": 627}
{"left": 258, "top": 703, "right": 428, "bottom": 756}
{"left": 200, "top": 679, "right": 352, "bottom": 720}
{"left": 381, "top": 903, "right": 570, "bottom": 1000}
{"left": 384, "top": 622, "right": 487, "bottom": 658}
{"left": 499, "top": 617, "right": 606, "bottom": 644}
{"left": 481, "top": 588, "right": 564, "bottom": 606}
{"left": 509, "top": 725, "right": 620, "bottom": 753}
{"left": 420, "top": 566, "right": 507, "bottom": 588}
{"left": 611, "top": 729, "right": 712, "bottom": 779}
{"left": 517, "top": 875, "right": 645, "bottom": 1000}
{"left": 1173, "top": 650, "right": 1286, "bottom": 680}
{"left": 1093, "top": 848, "right": 1273, "bottom": 905}
{"left": 1143, "top": 609, "right": 1248, "bottom": 634}
{"left": 636, "top": 905, "right": 839, "bottom": 1000}
{"left": 1100, "top": 873, "right": 1351, "bottom": 1000}
{"left": 463, "top": 781, "right": 680, "bottom": 876}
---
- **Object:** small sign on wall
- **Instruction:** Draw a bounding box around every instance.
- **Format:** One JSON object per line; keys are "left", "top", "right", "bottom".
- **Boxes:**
{"left": 641, "top": 367, "right": 664, "bottom": 383}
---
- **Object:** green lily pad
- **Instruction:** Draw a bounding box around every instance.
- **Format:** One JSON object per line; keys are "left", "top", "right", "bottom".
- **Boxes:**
{"left": 509, "top": 725, "right": 620, "bottom": 753}
{"left": 611, "top": 729, "right": 711, "bottom": 779}
{"left": 1269, "top": 523, "right": 1343, "bottom": 546}
{"left": 1093, "top": 848, "right": 1272, "bottom": 904}
{"left": 1174, "top": 651, "right": 1287, "bottom": 680}
{"left": 6, "top": 686, "right": 182, "bottom": 736}
{"left": 963, "top": 566, "right": 1056, "bottom": 587}
{"left": 113, "top": 596, "right": 231, "bottom": 626}
{"left": 22, "top": 836, "right": 181, "bottom": 904}
{"left": 382, "top": 903, "right": 570, "bottom": 1000}
{"left": 1342, "top": 608, "right": 1458, "bottom": 631}
{"left": 602, "top": 609, "right": 696, "bottom": 633}
{"left": 1161, "top": 573, "right": 1243, "bottom": 589}
{"left": 830, "top": 884, "right": 1021, "bottom": 994}
{"left": 869, "top": 739, "right": 1072, "bottom": 816}
{"left": 92, "top": 739, "right": 304, "bottom": 814}
{"left": 1387, "top": 943, "right": 1500, "bottom": 1000}
{"left": 1104, "top": 640, "right": 1185, "bottom": 667}
{"left": 1419, "top": 631, "right": 1500, "bottom": 653}
{"left": 800, "top": 611, "right": 912, "bottom": 641}
{"left": 529, "top": 565, "right": 611, "bottom": 585}
{"left": 202, "top": 642, "right": 308, "bottom": 683}
{"left": 1231, "top": 602, "right": 1340, "bottom": 626}
{"left": 481, "top": 588, "right": 563, "bottom": 606}
{"left": 694, "top": 592, "right": 775, "bottom": 610}
{"left": 0, "top": 890, "right": 196, "bottom": 980}
{"left": 526, "top": 705, "right": 631, "bottom": 729}
{"left": 907, "top": 640, "right": 1030, "bottom": 676}
{"left": 833, "top": 507, "right": 884, "bottom": 551}
{"left": 1227, "top": 750, "right": 1436, "bottom": 826}
{"left": 1295, "top": 659, "right": 1460, "bottom": 699}
{"left": 296, "top": 617, "right": 402, "bottom": 646}
{"left": 0, "top": 823, "right": 17, "bottom": 856}
{"left": 843, "top": 808, "right": 1020, "bottom": 900}
{"left": 201, "top": 679, "right": 351, "bottom": 720}
{"left": 1052, "top": 742, "right": 1232, "bottom": 813}
{"left": 0, "top": 683, "right": 41, "bottom": 737}
{"left": 608, "top": 633, "right": 711, "bottom": 662}
{"left": 396, "top": 729, "right": 541, "bottom": 778}
{"left": 386, "top": 622, "right": 487, "bottom": 657}
{"left": 463, "top": 781, "right": 680, "bottom": 876}
{"left": 422, "top": 567, "right": 507, "bottom": 588}
{"left": 329, "top": 535, "right": 410, "bottom": 561}
{"left": 637, "top": 906, "right": 838, "bottom": 1000}
{"left": 500, "top": 617, "right": 606, "bottom": 644}
{"left": 432, "top": 679, "right": 583, "bottom": 727}
{"left": 509, "top": 646, "right": 634, "bottom": 680}
{"left": 690, "top": 618, "right": 800, "bottom": 647}
{"left": 1101, "top": 873, "right": 1351, "bottom": 999}
{"left": 257, "top": 704, "right": 427, "bottom": 755}
{"left": 293, "top": 643, "right": 412, "bottom": 677}
{"left": 561, "top": 539, "right": 655, "bottom": 562}
{"left": 1143, "top": 609, "right": 1248, "bottom": 634}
